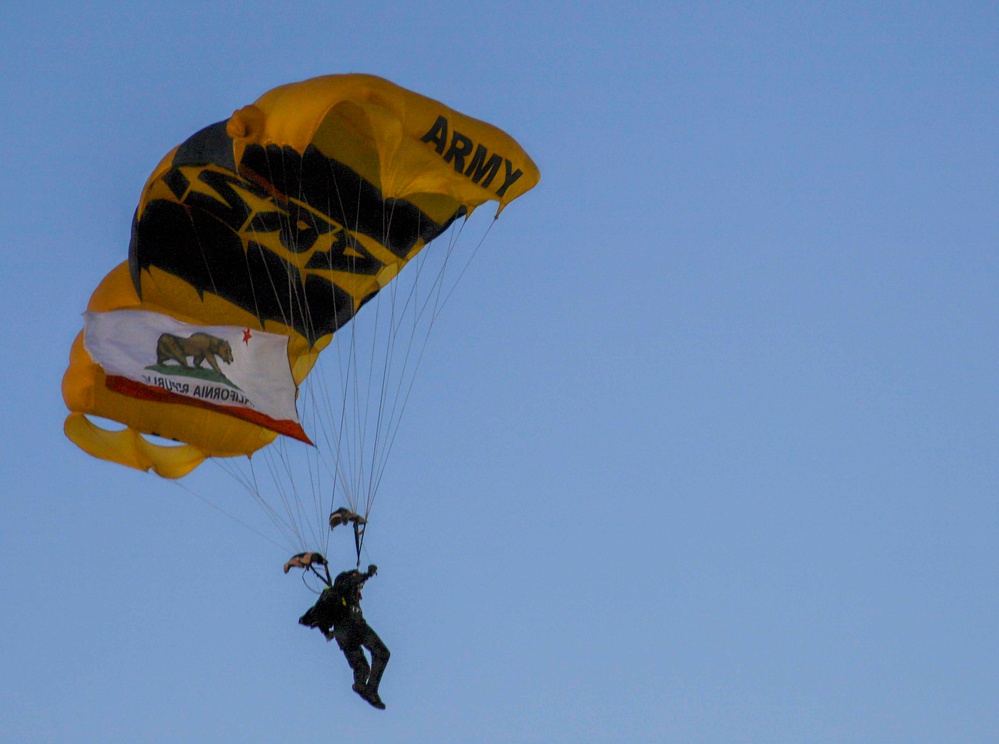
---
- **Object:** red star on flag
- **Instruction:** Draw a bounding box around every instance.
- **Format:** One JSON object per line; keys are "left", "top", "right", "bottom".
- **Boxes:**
{"left": 242, "top": 329, "right": 253, "bottom": 345}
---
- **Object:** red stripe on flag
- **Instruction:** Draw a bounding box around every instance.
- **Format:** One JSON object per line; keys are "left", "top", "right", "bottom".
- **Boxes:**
{"left": 105, "top": 375, "right": 313, "bottom": 445}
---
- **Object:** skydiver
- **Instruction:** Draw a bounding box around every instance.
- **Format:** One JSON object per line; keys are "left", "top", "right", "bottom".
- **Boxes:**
{"left": 299, "top": 563, "right": 390, "bottom": 710}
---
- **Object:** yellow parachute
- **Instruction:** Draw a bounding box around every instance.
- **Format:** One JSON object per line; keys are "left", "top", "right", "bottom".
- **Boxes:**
{"left": 63, "top": 74, "right": 539, "bottom": 486}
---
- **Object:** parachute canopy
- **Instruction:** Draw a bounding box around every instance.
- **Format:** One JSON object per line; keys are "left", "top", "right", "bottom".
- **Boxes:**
{"left": 63, "top": 74, "right": 539, "bottom": 479}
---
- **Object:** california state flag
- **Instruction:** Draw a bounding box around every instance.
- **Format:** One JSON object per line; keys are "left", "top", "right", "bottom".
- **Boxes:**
{"left": 83, "top": 310, "right": 310, "bottom": 444}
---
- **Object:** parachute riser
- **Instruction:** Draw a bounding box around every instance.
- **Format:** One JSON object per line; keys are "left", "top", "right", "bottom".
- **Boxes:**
{"left": 329, "top": 506, "right": 368, "bottom": 568}
{"left": 311, "top": 561, "right": 332, "bottom": 588}
{"left": 353, "top": 520, "right": 366, "bottom": 569}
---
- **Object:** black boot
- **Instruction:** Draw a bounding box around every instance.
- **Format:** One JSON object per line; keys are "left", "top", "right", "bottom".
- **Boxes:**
{"left": 352, "top": 682, "right": 386, "bottom": 710}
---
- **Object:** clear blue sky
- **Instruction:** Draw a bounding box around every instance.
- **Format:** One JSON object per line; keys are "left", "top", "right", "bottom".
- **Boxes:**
{"left": 3, "top": 2, "right": 998, "bottom": 742}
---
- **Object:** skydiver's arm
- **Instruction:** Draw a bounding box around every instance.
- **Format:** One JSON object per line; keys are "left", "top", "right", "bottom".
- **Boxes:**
{"left": 344, "top": 565, "right": 378, "bottom": 588}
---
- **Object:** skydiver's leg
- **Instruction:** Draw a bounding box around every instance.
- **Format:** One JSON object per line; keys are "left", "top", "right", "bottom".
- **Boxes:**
{"left": 361, "top": 625, "right": 390, "bottom": 693}
{"left": 336, "top": 630, "right": 370, "bottom": 688}
{"left": 340, "top": 643, "right": 369, "bottom": 687}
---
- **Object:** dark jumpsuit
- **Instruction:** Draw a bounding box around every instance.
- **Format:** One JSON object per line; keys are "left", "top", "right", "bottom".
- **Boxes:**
{"left": 300, "top": 569, "right": 390, "bottom": 697}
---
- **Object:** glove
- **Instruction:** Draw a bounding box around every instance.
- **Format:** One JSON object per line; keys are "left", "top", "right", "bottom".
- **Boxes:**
{"left": 367, "top": 564, "right": 378, "bottom": 576}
